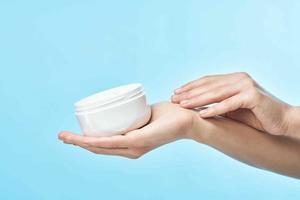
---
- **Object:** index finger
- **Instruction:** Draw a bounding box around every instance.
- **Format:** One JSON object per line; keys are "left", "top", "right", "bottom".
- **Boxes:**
{"left": 175, "top": 73, "right": 233, "bottom": 94}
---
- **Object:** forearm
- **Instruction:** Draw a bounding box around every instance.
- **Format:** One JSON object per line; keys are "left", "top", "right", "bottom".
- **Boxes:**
{"left": 286, "top": 106, "right": 300, "bottom": 139}
{"left": 191, "top": 116, "right": 300, "bottom": 178}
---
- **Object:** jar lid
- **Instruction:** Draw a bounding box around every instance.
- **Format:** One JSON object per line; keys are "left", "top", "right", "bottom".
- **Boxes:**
{"left": 74, "top": 83, "right": 144, "bottom": 112}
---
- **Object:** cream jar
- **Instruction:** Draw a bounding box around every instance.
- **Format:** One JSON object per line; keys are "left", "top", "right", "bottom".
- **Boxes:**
{"left": 74, "top": 83, "right": 151, "bottom": 137}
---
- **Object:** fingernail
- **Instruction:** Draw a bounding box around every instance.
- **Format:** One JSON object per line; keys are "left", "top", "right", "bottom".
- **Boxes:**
{"left": 199, "top": 109, "right": 208, "bottom": 116}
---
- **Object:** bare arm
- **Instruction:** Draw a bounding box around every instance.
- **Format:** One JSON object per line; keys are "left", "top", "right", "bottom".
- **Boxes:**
{"left": 59, "top": 102, "right": 300, "bottom": 178}
{"left": 192, "top": 115, "right": 300, "bottom": 178}
{"left": 172, "top": 72, "right": 300, "bottom": 139}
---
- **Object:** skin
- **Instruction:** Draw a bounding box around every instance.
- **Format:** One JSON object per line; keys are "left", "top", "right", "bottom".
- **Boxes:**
{"left": 59, "top": 102, "right": 300, "bottom": 178}
{"left": 59, "top": 102, "right": 195, "bottom": 159}
{"left": 171, "top": 72, "right": 300, "bottom": 138}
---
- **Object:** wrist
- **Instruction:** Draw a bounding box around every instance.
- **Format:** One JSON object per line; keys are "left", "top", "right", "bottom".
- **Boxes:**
{"left": 285, "top": 106, "right": 300, "bottom": 138}
{"left": 186, "top": 112, "right": 212, "bottom": 144}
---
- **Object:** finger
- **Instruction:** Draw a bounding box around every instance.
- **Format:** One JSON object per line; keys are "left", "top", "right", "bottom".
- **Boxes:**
{"left": 59, "top": 131, "right": 130, "bottom": 148}
{"left": 174, "top": 76, "right": 213, "bottom": 94}
{"left": 171, "top": 94, "right": 180, "bottom": 103}
{"left": 84, "top": 147, "right": 144, "bottom": 159}
{"left": 59, "top": 131, "right": 91, "bottom": 147}
{"left": 180, "top": 84, "right": 240, "bottom": 108}
{"left": 172, "top": 80, "right": 230, "bottom": 103}
{"left": 199, "top": 94, "right": 243, "bottom": 118}
{"left": 174, "top": 73, "right": 233, "bottom": 94}
{"left": 89, "top": 134, "right": 131, "bottom": 148}
{"left": 81, "top": 146, "right": 133, "bottom": 157}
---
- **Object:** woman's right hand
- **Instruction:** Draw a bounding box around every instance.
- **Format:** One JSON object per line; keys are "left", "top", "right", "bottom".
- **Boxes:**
{"left": 172, "top": 72, "right": 298, "bottom": 137}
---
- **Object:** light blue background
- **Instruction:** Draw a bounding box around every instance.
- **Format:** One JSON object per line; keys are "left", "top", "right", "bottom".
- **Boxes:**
{"left": 1, "top": 0, "right": 300, "bottom": 199}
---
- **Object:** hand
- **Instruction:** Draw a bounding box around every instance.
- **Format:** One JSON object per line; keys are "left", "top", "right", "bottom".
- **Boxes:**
{"left": 58, "top": 102, "right": 200, "bottom": 159}
{"left": 171, "top": 72, "right": 294, "bottom": 136}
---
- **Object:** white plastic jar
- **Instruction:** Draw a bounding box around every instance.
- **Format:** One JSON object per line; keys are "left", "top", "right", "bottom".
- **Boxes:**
{"left": 74, "top": 83, "right": 151, "bottom": 137}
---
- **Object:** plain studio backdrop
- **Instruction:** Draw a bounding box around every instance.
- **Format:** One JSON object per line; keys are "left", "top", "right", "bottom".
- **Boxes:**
{"left": 0, "top": 0, "right": 300, "bottom": 199}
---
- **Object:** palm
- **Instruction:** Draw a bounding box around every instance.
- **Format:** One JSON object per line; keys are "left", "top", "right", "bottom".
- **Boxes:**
{"left": 133, "top": 102, "right": 195, "bottom": 146}
{"left": 58, "top": 102, "right": 196, "bottom": 158}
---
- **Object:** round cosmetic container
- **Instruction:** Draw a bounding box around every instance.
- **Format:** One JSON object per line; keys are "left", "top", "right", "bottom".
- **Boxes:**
{"left": 74, "top": 83, "right": 151, "bottom": 137}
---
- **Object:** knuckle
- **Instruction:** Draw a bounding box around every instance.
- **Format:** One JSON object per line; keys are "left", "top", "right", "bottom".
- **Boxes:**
{"left": 215, "top": 103, "right": 226, "bottom": 111}
{"left": 245, "top": 78, "right": 256, "bottom": 87}
{"left": 207, "top": 89, "right": 222, "bottom": 101}
{"left": 237, "top": 74, "right": 256, "bottom": 89}
{"left": 183, "top": 83, "right": 192, "bottom": 90}
{"left": 200, "top": 75, "right": 211, "bottom": 83}
{"left": 217, "top": 87, "right": 227, "bottom": 96}
{"left": 182, "top": 81, "right": 196, "bottom": 90}
{"left": 207, "top": 106, "right": 217, "bottom": 114}
{"left": 223, "top": 98, "right": 236, "bottom": 107}
{"left": 237, "top": 72, "right": 250, "bottom": 78}
{"left": 183, "top": 91, "right": 193, "bottom": 99}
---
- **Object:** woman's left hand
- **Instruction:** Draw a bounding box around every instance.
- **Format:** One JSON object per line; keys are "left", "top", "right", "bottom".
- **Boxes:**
{"left": 58, "top": 102, "right": 202, "bottom": 159}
